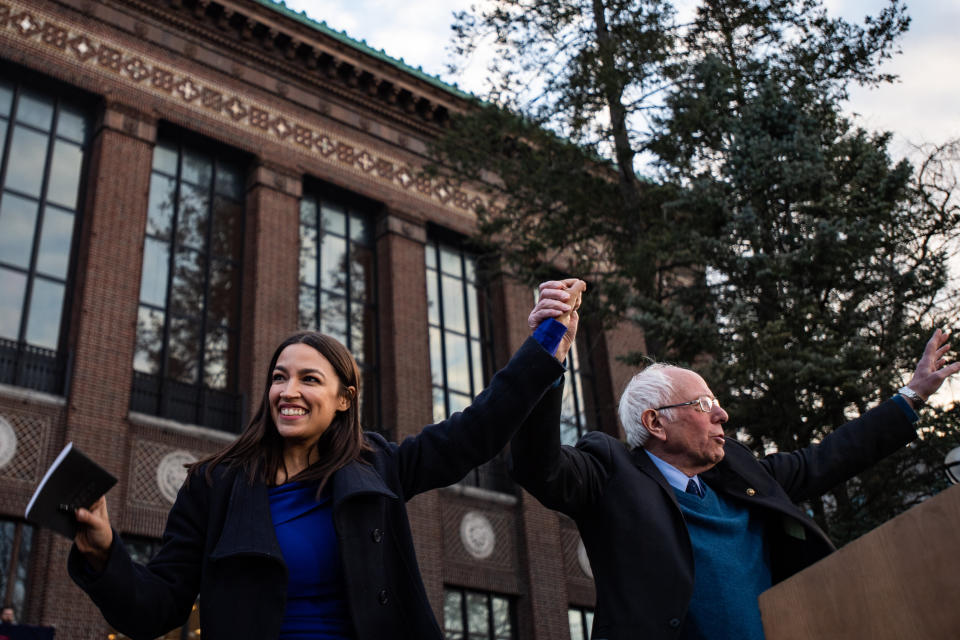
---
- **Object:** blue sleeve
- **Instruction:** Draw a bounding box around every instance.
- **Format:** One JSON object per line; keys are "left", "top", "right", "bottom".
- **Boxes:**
{"left": 890, "top": 394, "right": 920, "bottom": 423}
{"left": 532, "top": 317, "right": 567, "bottom": 357}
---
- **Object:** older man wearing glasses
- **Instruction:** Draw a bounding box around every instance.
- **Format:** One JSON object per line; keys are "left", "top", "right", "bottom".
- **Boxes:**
{"left": 515, "top": 283, "right": 959, "bottom": 640}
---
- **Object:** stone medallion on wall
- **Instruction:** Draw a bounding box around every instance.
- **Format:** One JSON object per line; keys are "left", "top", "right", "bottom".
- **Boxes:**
{"left": 156, "top": 450, "right": 198, "bottom": 504}
{"left": 459, "top": 511, "right": 496, "bottom": 560}
{"left": 0, "top": 416, "right": 16, "bottom": 470}
{"left": 577, "top": 538, "right": 593, "bottom": 579}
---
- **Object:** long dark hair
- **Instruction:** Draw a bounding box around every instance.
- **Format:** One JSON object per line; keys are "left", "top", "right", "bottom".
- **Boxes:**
{"left": 190, "top": 331, "right": 371, "bottom": 493}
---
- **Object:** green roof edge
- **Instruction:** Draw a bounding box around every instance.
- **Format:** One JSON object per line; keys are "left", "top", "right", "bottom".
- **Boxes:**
{"left": 250, "top": 0, "right": 474, "bottom": 101}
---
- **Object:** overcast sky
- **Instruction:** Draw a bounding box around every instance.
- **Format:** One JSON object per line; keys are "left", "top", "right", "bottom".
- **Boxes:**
{"left": 282, "top": 0, "right": 959, "bottom": 161}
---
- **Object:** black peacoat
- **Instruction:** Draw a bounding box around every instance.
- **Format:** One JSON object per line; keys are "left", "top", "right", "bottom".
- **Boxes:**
{"left": 511, "top": 385, "right": 918, "bottom": 640}
{"left": 69, "top": 336, "right": 564, "bottom": 640}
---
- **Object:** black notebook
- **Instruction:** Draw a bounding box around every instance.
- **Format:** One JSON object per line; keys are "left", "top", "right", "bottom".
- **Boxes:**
{"left": 25, "top": 442, "right": 117, "bottom": 539}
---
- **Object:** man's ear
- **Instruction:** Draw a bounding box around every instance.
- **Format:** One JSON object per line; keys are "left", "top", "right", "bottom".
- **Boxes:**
{"left": 338, "top": 386, "right": 356, "bottom": 412}
{"left": 641, "top": 408, "right": 667, "bottom": 442}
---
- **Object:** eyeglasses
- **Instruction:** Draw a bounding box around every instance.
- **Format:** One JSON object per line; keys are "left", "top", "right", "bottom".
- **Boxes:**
{"left": 654, "top": 396, "right": 720, "bottom": 413}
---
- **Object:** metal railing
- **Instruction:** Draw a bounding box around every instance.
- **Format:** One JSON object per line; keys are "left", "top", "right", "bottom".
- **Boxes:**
{"left": 130, "top": 371, "right": 244, "bottom": 433}
{"left": 0, "top": 338, "right": 67, "bottom": 395}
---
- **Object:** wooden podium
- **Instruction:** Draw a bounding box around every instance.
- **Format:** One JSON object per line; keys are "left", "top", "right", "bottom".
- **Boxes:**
{"left": 758, "top": 484, "right": 960, "bottom": 639}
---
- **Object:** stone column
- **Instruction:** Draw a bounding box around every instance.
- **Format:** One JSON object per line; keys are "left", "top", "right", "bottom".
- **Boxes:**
{"left": 237, "top": 163, "right": 301, "bottom": 421}
{"left": 374, "top": 211, "right": 446, "bottom": 611}
{"left": 42, "top": 101, "right": 156, "bottom": 636}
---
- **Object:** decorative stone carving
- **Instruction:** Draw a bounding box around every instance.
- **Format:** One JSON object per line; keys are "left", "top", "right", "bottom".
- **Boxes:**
{"left": 156, "top": 449, "right": 197, "bottom": 504}
{"left": 459, "top": 510, "right": 495, "bottom": 560}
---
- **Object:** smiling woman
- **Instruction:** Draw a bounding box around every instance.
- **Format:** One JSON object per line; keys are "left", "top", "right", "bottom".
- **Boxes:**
{"left": 66, "top": 279, "right": 582, "bottom": 640}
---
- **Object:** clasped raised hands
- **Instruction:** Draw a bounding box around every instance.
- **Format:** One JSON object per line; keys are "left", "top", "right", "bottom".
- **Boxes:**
{"left": 528, "top": 279, "right": 586, "bottom": 362}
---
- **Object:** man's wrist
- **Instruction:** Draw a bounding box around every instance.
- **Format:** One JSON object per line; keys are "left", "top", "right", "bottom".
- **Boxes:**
{"left": 897, "top": 386, "right": 925, "bottom": 409}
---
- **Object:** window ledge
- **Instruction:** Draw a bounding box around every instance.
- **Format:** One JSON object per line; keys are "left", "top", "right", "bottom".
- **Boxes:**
{"left": 441, "top": 483, "right": 518, "bottom": 506}
{"left": 0, "top": 383, "right": 66, "bottom": 408}
{"left": 128, "top": 411, "right": 238, "bottom": 444}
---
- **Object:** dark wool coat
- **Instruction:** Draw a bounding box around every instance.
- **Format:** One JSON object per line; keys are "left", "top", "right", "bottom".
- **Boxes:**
{"left": 511, "top": 387, "right": 917, "bottom": 640}
{"left": 69, "top": 336, "right": 564, "bottom": 640}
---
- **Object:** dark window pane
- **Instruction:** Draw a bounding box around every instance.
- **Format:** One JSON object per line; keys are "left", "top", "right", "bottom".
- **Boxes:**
{"left": 56, "top": 104, "right": 88, "bottom": 143}
{"left": 464, "top": 256, "right": 477, "bottom": 284}
{"left": 321, "top": 202, "right": 346, "bottom": 235}
{"left": 15, "top": 91, "right": 53, "bottom": 130}
{"left": 299, "top": 284, "right": 317, "bottom": 329}
{"left": 350, "top": 244, "right": 373, "bottom": 302}
{"left": 492, "top": 597, "right": 511, "bottom": 638}
{"left": 0, "top": 268, "right": 26, "bottom": 340}
{"left": 466, "top": 593, "right": 489, "bottom": 635}
{"left": 134, "top": 306, "right": 165, "bottom": 374}
{"left": 0, "top": 120, "right": 7, "bottom": 155}
{"left": 568, "top": 611, "right": 585, "bottom": 640}
{"left": 177, "top": 183, "right": 210, "bottom": 250}
{"left": 215, "top": 164, "right": 243, "bottom": 199}
{"left": 441, "top": 274, "right": 467, "bottom": 334}
{"left": 204, "top": 325, "right": 229, "bottom": 389}
{"left": 181, "top": 148, "right": 212, "bottom": 186}
{"left": 13, "top": 524, "right": 33, "bottom": 614}
{"left": 25, "top": 277, "right": 64, "bottom": 349}
{"left": 350, "top": 301, "right": 368, "bottom": 357}
{"left": 0, "top": 82, "right": 12, "bottom": 115}
{"left": 466, "top": 279, "right": 480, "bottom": 334}
{"left": 449, "top": 391, "right": 471, "bottom": 415}
{"left": 167, "top": 314, "right": 200, "bottom": 384}
{"left": 211, "top": 195, "right": 242, "bottom": 258}
{"left": 169, "top": 247, "right": 205, "bottom": 317}
{"left": 432, "top": 386, "right": 446, "bottom": 423}
{"left": 124, "top": 537, "right": 161, "bottom": 565}
{"left": 426, "top": 270, "right": 440, "bottom": 326}
{"left": 444, "top": 332, "right": 470, "bottom": 393}
{"left": 349, "top": 212, "right": 370, "bottom": 243}
{"left": 36, "top": 206, "right": 74, "bottom": 278}
{"left": 152, "top": 141, "right": 178, "bottom": 175}
{"left": 300, "top": 225, "right": 318, "bottom": 287}
{"left": 440, "top": 246, "right": 462, "bottom": 277}
{"left": 321, "top": 234, "right": 347, "bottom": 289}
{"left": 471, "top": 338, "right": 483, "bottom": 391}
{"left": 0, "top": 191, "right": 38, "bottom": 268}
{"left": 320, "top": 290, "right": 347, "bottom": 345}
{"left": 46, "top": 139, "right": 84, "bottom": 209}
{"left": 146, "top": 173, "right": 177, "bottom": 239}
{"left": 140, "top": 238, "right": 169, "bottom": 307}
{"left": 429, "top": 328, "right": 443, "bottom": 386}
{"left": 0, "top": 521, "right": 13, "bottom": 595}
{"left": 6, "top": 126, "right": 48, "bottom": 197}
{"left": 207, "top": 258, "right": 237, "bottom": 328}
{"left": 300, "top": 197, "right": 318, "bottom": 228}
{"left": 444, "top": 591, "right": 464, "bottom": 632}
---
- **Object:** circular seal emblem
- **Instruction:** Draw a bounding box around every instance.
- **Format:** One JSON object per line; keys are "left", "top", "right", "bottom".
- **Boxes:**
{"left": 156, "top": 450, "right": 197, "bottom": 504}
{"left": 459, "top": 511, "right": 496, "bottom": 560}
{"left": 0, "top": 416, "right": 16, "bottom": 470}
{"left": 577, "top": 538, "right": 593, "bottom": 578}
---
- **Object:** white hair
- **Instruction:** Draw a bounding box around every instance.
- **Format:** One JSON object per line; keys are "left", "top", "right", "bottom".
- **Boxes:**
{"left": 618, "top": 363, "right": 683, "bottom": 449}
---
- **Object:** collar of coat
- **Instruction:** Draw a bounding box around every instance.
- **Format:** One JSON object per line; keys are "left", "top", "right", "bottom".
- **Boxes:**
{"left": 209, "top": 458, "right": 398, "bottom": 563}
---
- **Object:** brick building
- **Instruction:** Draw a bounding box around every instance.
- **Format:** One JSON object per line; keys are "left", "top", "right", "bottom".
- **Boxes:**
{"left": 0, "top": 1, "right": 644, "bottom": 638}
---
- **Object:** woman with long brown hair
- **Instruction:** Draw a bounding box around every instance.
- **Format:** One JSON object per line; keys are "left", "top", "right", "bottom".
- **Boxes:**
{"left": 67, "top": 280, "right": 583, "bottom": 640}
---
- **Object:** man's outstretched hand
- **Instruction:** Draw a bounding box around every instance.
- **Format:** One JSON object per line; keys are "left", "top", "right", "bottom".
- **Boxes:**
{"left": 904, "top": 328, "right": 960, "bottom": 406}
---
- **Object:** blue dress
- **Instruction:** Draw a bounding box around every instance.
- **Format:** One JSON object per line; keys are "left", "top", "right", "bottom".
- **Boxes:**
{"left": 268, "top": 481, "right": 355, "bottom": 639}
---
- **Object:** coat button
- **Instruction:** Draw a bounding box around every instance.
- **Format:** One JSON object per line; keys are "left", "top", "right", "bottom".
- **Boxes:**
{"left": 371, "top": 528, "right": 383, "bottom": 543}
{"left": 746, "top": 488, "right": 756, "bottom": 497}
{"left": 378, "top": 589, "right": 389, "bottom": 605}
{"left": 668, "top": 618, "right": 680, "bottom": 628}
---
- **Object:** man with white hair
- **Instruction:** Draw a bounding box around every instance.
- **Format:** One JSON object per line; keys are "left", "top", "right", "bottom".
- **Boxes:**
{"left": 514, "top": 284, "right": 959, "bottom": 640}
